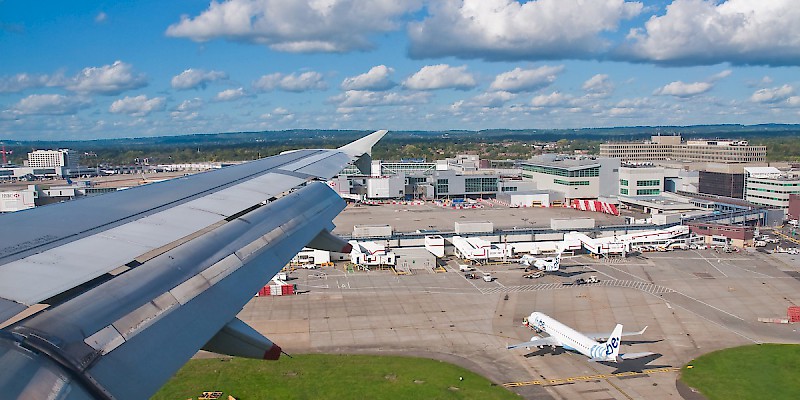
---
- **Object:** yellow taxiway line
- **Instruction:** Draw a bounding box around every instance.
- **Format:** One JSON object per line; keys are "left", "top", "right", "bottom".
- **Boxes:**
{"left": 502, "top": 367, "right": 681, "bottom": 388}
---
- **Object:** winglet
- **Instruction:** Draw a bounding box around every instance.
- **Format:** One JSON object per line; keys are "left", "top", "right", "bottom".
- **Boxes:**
{"left": 338, "top": 130, "right": 388, "bottom": 159}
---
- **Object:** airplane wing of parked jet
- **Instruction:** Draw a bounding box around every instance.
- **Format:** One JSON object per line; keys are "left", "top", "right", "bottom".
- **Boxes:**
{"left": 0, "top": 130, "right": 386, "bottom": 400}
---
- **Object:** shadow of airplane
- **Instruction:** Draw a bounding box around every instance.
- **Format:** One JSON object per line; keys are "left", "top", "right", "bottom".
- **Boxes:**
{"left": 522, "top": 346, "right": 567, "bottom": 358}
{"left": 598, "top": 353, "right": 672, "bottom": 373}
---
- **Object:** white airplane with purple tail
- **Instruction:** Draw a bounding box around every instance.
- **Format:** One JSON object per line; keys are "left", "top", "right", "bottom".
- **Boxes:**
{"left": 507, "top": 312, "right": 653, "bottom": 363}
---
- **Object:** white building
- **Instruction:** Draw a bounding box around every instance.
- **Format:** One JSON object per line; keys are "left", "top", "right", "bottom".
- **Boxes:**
{"left": 349, "top": 241, "right": 396, "bottom": 266}
{"left": 366, "top": 175, "right": 405, "bottom": 199}
{"left": 744, "top": 167, "right": 800, "bottom": 209}
{"left": 0, "top": 185, "right": 39, "bottom": 212}
{"left": 27, "top": 149, "right": 78, "bottom": 169}
{"left": 520, "top": 155, "right": 620, "bottom": 201}
{"left": 451, "top": 236, "right": 513, "bottom": 262}
{"left": 618, "top": 164, "right": 665, "bottom": 197}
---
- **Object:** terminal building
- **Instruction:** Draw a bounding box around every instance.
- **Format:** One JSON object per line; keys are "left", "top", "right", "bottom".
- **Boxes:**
{"left": 744, "top": 167, "right": 800, "bottom": 210}
{"left": 520, "top": 154, "right": 620, "bottom": 201}
{"left": 600, "top": 135, "right": 766, "bottom": 163}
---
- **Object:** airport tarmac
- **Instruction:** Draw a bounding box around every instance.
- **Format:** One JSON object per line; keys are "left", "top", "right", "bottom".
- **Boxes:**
{"left": 238, "top": 247, "right": 800, "bottom": 399}
{"left": 332, "top": 202, "right": 628, "bottom": 234}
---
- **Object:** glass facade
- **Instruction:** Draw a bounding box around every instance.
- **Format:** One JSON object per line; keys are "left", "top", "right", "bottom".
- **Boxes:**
{"left": 554, "top": 179, "right": 590, "bottom": 186}
{"left": 637, "top": 189, "right": 661, "bottom": 195}
{"left": 522, "top": 164, "right": 599, "bottom": 177}
{"left": 637, "top": 180, "right": 661, "bottom": 187}
{"left": 465, "top": 177, "right": 498, "bottom": 192}
{"left": 436, "top": 178, "right": 449, "bottom": 194}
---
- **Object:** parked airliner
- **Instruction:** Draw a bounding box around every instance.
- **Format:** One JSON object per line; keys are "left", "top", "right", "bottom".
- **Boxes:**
{"left": 507, "top": 312, "right": 653, "bottom": 362}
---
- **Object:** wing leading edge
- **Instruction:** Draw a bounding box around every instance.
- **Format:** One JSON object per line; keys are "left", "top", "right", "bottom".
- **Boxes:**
{"left": 0, "top": 130, "right": 386, "bottom": 400}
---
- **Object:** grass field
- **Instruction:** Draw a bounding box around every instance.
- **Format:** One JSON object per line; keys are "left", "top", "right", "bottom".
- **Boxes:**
{"left": 152, "top": 354, "right": 520, "bottom": 400}
{"left": 681, "top": 344, "right": 800, "bottom": 400}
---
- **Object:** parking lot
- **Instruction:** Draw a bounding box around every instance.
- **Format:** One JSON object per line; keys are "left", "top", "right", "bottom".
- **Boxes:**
{"left": 238, "top": 242, "right": 800, "bottom": 399}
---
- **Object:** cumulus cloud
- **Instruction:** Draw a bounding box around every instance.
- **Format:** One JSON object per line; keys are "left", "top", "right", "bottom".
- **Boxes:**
{"left": 750, "top": 85, "right": 794, "bottom": 104}
{"left": 109, "top": 95, "right": 166, "bottom": 116}
{"left": 171, "top": 68, "right": 228, "bottom": 90}
{"left": 215, "top": 87, "right": 248, "bottom": 101}
{"left": 452, "top": 91, "right": 516, "bottom": 110}
{"left": 166, "top": 0, "right": 422, "bottom": 53}
{"left": 253, "top": 71, "right": 327, "bottom": 92}
{"left": 654, "top": 81, "right": 713, "bottom": 98}
{"left": 531, "top": 92, "right": 574, "bottom": 107}
{"left": 341, "top": 65, "right": 396, "bottom": 91}
{"left": 12, "top": 94, "right": 91, "bottom": 115}
{"left": 582, "top": 74, "right": 615, "bottom": 97}
{"left": 0, "top": 72, "right": 65, "bottom": 93}
{"left": 66, "top": 61, "right": 147, "bottom": 95}
{"left": 403, "top": 64, "right": 476, "bottom": 91}
{"left": 620, "top": 0, "right": 800, "bottom": 66}
{"left": 330, "top": 90, "right": 429, "bottom": 108}
{"left": 408, "top": 0, "right": 642, "bottom": 61}
{"left": 489, "top": 66, "right": 563, "bottom": 93}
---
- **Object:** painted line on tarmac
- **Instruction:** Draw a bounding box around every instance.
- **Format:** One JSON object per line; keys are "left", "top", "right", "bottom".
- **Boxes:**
{"left": 502, "top": 367, "right": 681, "bottom": 388}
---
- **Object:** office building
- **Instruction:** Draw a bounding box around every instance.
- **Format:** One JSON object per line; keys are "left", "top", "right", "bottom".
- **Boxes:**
{"left": 600, "top": 135, "right": 766, "bottom": 163}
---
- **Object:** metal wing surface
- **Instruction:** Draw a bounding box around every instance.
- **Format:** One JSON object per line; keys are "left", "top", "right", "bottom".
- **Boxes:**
{"left": 0, "top": 130, "right": 386, "bottom": 400}
{"left": 506, "top": 336, "right": 560, "bottom": 350}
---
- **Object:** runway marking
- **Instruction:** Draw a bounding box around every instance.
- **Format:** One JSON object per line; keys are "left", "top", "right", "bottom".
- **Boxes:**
{"left": 479, "top": 280, "right": 675, "bottom": 295}
{"left": 502, "top": 367, "right": 681, "bottom": 388}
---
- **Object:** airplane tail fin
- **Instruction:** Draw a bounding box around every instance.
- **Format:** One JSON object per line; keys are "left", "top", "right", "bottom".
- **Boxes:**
{"left": 605, "top": 324, "right": 623, "bottom": 360}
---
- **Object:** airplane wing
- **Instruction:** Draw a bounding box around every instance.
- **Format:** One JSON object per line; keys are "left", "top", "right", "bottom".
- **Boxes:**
{"left": 584, "top": 326, "right": 648, "bottom": 341}
{"left": 506, "top": 336, "right": 560, "bottom": 350}
{"left": 0, "top": 130, "right": 386, "bottom": 400}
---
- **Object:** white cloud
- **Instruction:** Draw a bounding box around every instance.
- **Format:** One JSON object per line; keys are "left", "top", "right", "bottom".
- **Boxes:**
{"left": 175, "top": 98, "right": 204, "bottom": 111}
{"left": 12, "top": 94, "right": 91, "bottom": 115}
{"left": 166, "top": 0, "right": 422, "bottom": 53}
{"left": 95, "top": 12, "right": 108, "bottom": 24}
{"left": 171, "top": 69, "right": 228, "bottom": 90}
{"left": 109, "top": 95, "right": 166, "bottom": 116}
{"left": 531, "top": 92, "right": 573, "bottom": 107}
{"left": 330, "top": 90, "right": 429, "bottom": 108}
{"left": 66, "top": 61, "right": 147, "bottom": 95}
{"left": 0, "top": 72, "right": 65, "bottom": 93}
{"left": 750, "top": 85, "right": 794, "bottom": 104}
{"left": 253, "top": 71, "right": 327, "bottom": 92}
{"left": 452, "top": 91, "right": 516, "bottom": 111}
{"left": 654, "top": 81, "right": 713, "bottom": 98}
{"left": 341, "top": 65, "right": 396, "bottom": 91}
{"left": 489, "top": 66, "right": 563, "bottom": 93}
{"left": 215, "top": 87, "right": 248, "bottom": 101}
{"left": 582, "top": 74, "right": 615, "bottom": 97}
{"left": 711, "top": 70, "right": 732, "bottom": 81}
{"left": 408, "top": 0, "right": 642, "bottom": 60}
{"left": 620, "top": 0, "right": 800, "bottom": 65}
{"left": 403, "top": 64, "right": 476, "bottom": 91}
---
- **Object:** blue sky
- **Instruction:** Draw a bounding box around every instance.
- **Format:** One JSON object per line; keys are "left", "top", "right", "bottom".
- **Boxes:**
{"left": 1, "top": 0, "right": 799, "bottom": 140}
